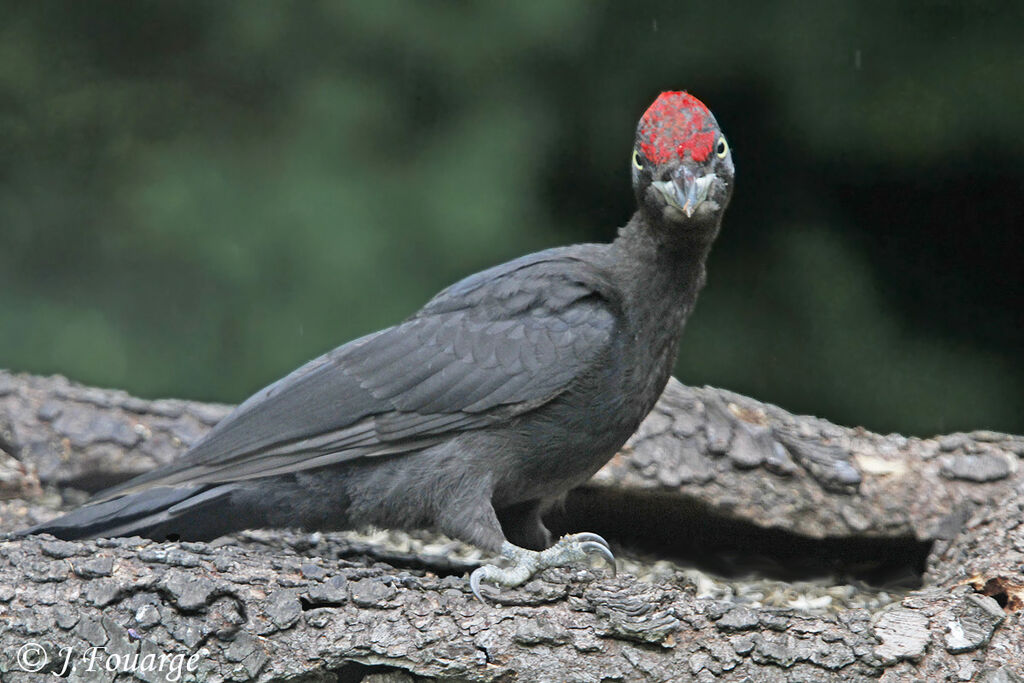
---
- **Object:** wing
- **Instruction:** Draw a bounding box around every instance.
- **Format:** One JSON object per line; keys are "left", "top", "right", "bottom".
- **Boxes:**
{"left": 100, "top": 246, "right": 620, "bottom": 498}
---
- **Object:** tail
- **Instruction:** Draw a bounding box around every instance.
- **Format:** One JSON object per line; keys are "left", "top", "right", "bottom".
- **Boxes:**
{"left": 20, "top": 484, "right": 250, "bottom": 542}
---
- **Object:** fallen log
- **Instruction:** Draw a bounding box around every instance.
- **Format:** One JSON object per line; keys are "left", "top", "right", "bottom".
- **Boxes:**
{"left": 0, "top": 370, "right": 1020, "bottom": 681}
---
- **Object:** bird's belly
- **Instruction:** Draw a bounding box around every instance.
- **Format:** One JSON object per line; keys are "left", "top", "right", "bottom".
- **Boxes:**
{"left": 489, "top": 370, "right": 659, "bottom": 507}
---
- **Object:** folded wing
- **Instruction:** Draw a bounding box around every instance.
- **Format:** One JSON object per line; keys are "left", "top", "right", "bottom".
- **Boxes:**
{"left": 99, "top": 247, "right": 618, "bottom": 498}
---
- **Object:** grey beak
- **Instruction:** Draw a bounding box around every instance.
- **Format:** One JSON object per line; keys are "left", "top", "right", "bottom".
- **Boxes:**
{"left": 676, "top": 167, "right": 700, "bottom": 217}
{"left": 653, "top": 168, "right": 716, "bottom": 217}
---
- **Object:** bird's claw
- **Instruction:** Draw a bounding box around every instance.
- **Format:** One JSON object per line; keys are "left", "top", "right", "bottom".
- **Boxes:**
{"left": 570, "top": 531, "right": 611, "bottom": 549}
{"left": 577, "top": 540, "right": 617, "bottom": 576}
{"left": 469, "top": 566, "right": 489, "bottom": 603}
{"left": 470, "top": 533, "right": 616, "bottom": 603}
{"left": 560, "top": 532, "right": 615, "bottom": 575}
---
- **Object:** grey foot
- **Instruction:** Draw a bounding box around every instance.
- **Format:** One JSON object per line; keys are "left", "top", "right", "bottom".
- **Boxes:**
{"left": 470, "top": 532, "right": 615, "bottom": 602}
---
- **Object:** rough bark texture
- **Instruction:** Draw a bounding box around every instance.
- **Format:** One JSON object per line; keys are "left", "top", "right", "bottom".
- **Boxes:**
{"left": 0, "top": 370, "right": 1021, "bottom": 682}
{"left": 603, "top": 381, "right": 1023, "bottom": 543}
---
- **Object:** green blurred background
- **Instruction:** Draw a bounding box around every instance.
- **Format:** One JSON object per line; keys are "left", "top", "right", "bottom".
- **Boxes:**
{"left": 1, "top": 2, "right": 1021, "bottom": 436}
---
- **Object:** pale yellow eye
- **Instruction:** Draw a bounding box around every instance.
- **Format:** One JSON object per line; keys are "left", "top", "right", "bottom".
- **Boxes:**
{"left": 632, "top": 148, "right": 643, "bottom": 171}
{"left": 716, "top": 137, "right": 729, "bottom": 158}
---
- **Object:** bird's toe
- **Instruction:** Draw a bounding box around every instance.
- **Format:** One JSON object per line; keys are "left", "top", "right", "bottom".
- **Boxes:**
{"left": 538, "top": 533, "right": 616, "bottom": 575}
{"left": 564, "top": 531, "right": 611, "bottom": 550}
{"left": 469, "top": 533, "right": 617, "bottom": 602}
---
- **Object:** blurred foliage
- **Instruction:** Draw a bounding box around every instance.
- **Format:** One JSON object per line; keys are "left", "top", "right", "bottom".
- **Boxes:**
{"left": 0, "top": 1, "right": 1021, "bottom": 435}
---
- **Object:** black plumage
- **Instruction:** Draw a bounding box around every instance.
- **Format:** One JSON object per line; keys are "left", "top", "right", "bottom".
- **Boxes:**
{"left": 25, "top": 91, "right": 735, "bottom": 595}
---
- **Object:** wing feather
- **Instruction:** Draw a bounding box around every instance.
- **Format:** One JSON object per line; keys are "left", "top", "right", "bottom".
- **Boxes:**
{"left": 99, "top": 246, "right": 619, "bottom": 498}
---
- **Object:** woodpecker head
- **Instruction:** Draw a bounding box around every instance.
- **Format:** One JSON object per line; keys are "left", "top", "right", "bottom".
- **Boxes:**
{"left": 632, "top": 92, "right": 734, "bottom": 232}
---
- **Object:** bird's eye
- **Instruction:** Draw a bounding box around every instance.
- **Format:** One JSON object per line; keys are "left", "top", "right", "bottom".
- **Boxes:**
{"left": 716, "top": 137, "right": 729, "bottom": 158}
{"left": 632, "top": 149, "right": 644, "bottom": 171}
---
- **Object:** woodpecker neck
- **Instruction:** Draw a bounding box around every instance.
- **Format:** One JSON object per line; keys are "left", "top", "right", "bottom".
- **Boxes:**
{"left": 614, "top": 210, "right": 720, "bottom": 280}
{"left": 610, "top": 210, "right": 720, "bottom": 336}
{"left": 602, "top": 210, "right": 719, "bottom": 429}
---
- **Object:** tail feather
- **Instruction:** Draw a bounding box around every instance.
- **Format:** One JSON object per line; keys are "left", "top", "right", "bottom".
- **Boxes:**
{"left": 21, "top": 484, "right": 243, "bottom": 542}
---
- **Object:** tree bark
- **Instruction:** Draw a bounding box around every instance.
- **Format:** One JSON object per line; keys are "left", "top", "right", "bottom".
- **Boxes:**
{"left": 0, "top": 370, "right": 1020, "bottom": 682}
